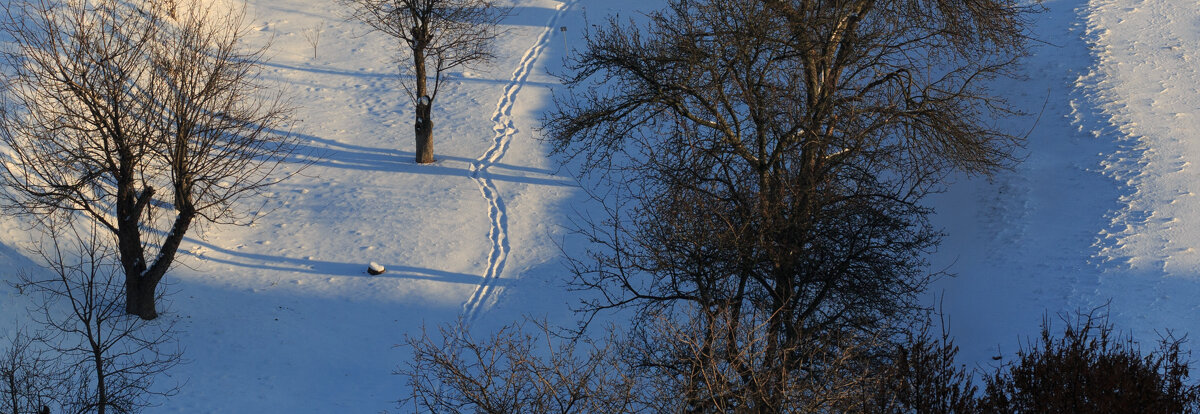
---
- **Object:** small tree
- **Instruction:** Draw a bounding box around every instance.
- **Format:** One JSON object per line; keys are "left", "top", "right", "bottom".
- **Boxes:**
{"left": 0, "top": 0, "right": 301, "bottom": 319}
{"left": 878, "top": 320, "right": 980, "bottom": 413}
{"left": 1, "top": 330, "right": 58, "bottom": 414}
{"left": 14, "top": 220, "right": 181, "bottom": 414}
{"left": 399, "top": 319, "right": 635, "bottom": 413}
{"left": 340, "top": 0, "right": 509, "bottom": 164}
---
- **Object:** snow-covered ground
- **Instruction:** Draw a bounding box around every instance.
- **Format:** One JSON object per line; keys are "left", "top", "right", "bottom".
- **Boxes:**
{"left": 930, "top": 0, "right": 1200, "bottom": 369}
{"left": 2, "top": 0, "right": 1200, "bottom": 411}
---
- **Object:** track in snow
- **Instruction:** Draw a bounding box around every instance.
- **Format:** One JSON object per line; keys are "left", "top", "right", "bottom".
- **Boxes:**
{"left": 461, "top": 2, "right": 575, "bottom": 321}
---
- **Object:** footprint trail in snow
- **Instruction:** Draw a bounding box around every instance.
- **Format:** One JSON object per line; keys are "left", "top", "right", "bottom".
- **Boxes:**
{"left": 461, "top": 1, "right": 576, "bottom": 321}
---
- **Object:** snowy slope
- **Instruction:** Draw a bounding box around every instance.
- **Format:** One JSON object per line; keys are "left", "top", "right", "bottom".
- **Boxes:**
{"left": 2, "top": 0, "right": 1200, "bottom": 411}
{"left": 155, "top": 0, "right": 597, "bottom": 411}
{"left": 931, "top": 0, "right": 1200, "bottom": 369}
{"left": 1083, "top": 0, "right": 1200, "bottom": 352}
{"left": 927, "top": 0, "right": 1125, "bottom": 367}
{"left": 0, "top": 0, "right": 608, "bottom": 411}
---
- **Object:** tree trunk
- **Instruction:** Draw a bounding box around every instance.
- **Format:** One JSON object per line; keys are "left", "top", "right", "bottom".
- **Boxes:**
{"left": 127, "top": 278, "right": 159, "bottom": 320}
{"left": 415, "top": 96, "right": 434, "bottom": 164}
{"left": 7, "top": 372, "right": 20, "bottom": 414}
{"left": 125, "top": 207, "right": 195, "bottom": 320}
{"left": 93, "top": 345, "right": 107, "bottom": 414}
{"left": 122, "top": 262, "right": 145, "bottom": 317}
{"left": 412, "top": 44, "right": 434, "bottom": 164}
{"left": 117, "top": 186, "right": 155, "bottom": 319}
{"left": 117, "top": 186, "right": 150, "bottom": 316}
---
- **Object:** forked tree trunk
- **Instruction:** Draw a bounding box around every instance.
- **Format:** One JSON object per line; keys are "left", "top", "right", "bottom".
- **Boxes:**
{"left": 117, "top": 183, "right": 151, "bottom": 317}
{"left": 122, "top": 207, "right": 195, "bottom": 320}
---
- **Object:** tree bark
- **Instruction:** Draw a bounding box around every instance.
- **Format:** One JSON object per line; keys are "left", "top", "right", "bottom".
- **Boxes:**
{"left": 93, "top": 346, "right": 107, "bottom": 414}
{"left": 412, "top": 44, "right": 434, "bottom": 164}
{"left": 415, "top": 96, "right": 434, "bottom": 164}
{"left": 130, "top": 208, "right": 194, "bottom": 320}
{"left": 127, "top": 278, "right": 159, "bottom": 321}
{"left": 117, "top": 186, "right": 150, "bottom": 316}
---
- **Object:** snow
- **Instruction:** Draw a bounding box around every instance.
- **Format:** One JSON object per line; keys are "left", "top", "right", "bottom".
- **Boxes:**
{"left": 1, "top": 0, "right": 1199, "bottom": 411}
{"left": 929, "top": 0, "right": 1200, "bottom": 368}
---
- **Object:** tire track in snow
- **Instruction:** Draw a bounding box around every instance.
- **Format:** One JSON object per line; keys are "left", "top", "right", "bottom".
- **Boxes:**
{"left": 462, "top": 2, "right": 575, "bottom": 321}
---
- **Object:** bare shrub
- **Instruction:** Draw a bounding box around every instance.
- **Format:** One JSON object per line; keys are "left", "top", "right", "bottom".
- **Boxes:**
{"left": 399, "top": 319, "right": 635, "bottom": 413}
{"left": 12, "top": 220, "right": 182, "bottom": 414}
{"left": 980, "top": 308, "right": 1200, "bottom": 413}
{"left": 875, "top": 320, "right": 980, "bottom": 413}
{"left": 0, "top": 330, "right": 59, "bottom": 414}
{"left": 618, "top": 306, "right": 901, "bottom": 413}
{"left": 400, "top": 306, "right": 1200, "bottom": 413}
{"left": 401, "top": 310, "right": 922, "bottom": 413}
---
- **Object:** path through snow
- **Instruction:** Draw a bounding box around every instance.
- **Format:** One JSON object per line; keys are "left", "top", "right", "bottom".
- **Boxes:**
{"left": 930, "top": 0, "right": 1131, "bottom": 367}
{"left": 461, "top": 0, "right": 578, "bottom": 321}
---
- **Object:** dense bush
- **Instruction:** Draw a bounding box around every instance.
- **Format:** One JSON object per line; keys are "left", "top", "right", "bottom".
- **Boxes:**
{"left": 979, "top": 310, "right": 1200, "bottom": 413}
{"left": 401, "top": 308, "right": 1200, "bottom": 413}
{"left": 880, "top": 324, "right": 980, "bottom": 414}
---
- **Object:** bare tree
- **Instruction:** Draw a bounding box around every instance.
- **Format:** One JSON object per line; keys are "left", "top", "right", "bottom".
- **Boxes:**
{"left": 399, "top": 319, "right": 636, "bottom": 413}
{"left": 14, "top": 220, "right": 181, "bottom": 414}
{"left": 301, "top": 22, "right": 323, "bottom": 59}
{"left": 0, "top": 0, "right": 301, "bottom": 319}
{"left": 542, "top": 0, "right": 1035, "bottom": 409}
{"left": 339, "top": 0, "right": 509, "bottom": 164}
{"left": 1, "top": 330, "right": 59, "bottom": 414}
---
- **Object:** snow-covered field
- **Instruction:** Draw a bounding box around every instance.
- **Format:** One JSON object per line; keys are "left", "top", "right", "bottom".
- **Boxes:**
{"left": 2, "top": 0, "right": 1200, "bottom": 411}
{"left": 930, "top": 0, "right": 1200, "bottom": 368}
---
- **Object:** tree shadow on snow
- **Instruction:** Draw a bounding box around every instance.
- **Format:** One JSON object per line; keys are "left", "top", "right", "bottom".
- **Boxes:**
{"left": 286, "top": 130, "right": 576, "bottom": 188}
{"left": 502, "top": 6, "right": 561, "bottom": 28}
{"left": 180, "top": 236, "right": 493, "bottom": 286}
{"left": 0, "top": 239, "right": 40, "bottom": 277}
{"left": 258, "top": 61, "right": 560, "bottom": 89}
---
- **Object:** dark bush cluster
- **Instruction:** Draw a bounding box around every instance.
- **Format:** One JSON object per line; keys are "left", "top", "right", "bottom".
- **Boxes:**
{"left": 403, "top": 309, "right": 1200, "bottom": 413}
{"left": 977, "top": 311, "right": 1199, "bottom": 413}
{"left": 885, "top": 310, "right": 1200, "bottom": 414}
